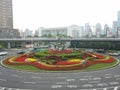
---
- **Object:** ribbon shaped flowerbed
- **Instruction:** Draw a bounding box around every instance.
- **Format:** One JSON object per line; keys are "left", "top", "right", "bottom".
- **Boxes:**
{"left": 2, "top": 49, "right": 115, "bottom": 71}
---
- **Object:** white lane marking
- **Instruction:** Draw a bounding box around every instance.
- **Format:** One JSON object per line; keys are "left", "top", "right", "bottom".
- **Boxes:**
{"left": 66, "top": 79, "right": 76, "bottom": 82}
{"left": 0, "top": 79, "right": 7, "bottom": 81}
{"left": 83, "top": 84, "right": 93, "bottom": 88}
{"left": 97, "top": 83, "right": 108, "bottom": 87}
{"left": 105, "top": 73, "right": 113, "bottom": 76}
{"left": 82, "top": 75, "right": 92, "bottom": 78}
{"left": 66, "top": 85, "right": 78, "bottom": 88}
{"left": 92, "top": 77, "right": 102, "bottom": 80}
{"left": 31, "top": 76, "right": 41, "bottom": 79}
{"left": 116, "top": 78, "right": 120, "bottom": 80}
{"left": 88, "top": 80, "right": 100, "bottom": 83}
{"left": 103, "top": 88, "right": 107, "bottom": 90}
{"left": 24, "top": 82, "right": 36, "bottom": 84}
{"left": 55, "top": 82, "right": 69, "bottom": 84}
{"left": 114, "top": 75, "right": 120, "bottom": 78}
{"left": 109, "top": 82, "right": 119, "bottom": 85}
{"left": 77, "top": 86, "right": 120, "bottom": 90}
{"left": 51, "top": 85, "right": 63, "bottom": 88}
{"left": 114, "top": 87, "right": 119, "bottom": 90}
{"left": 104, "top": 76, "right": 112, "bottom": 79}
{"left": 56, "top": 77, "right": 67, "bottom": 79}
{"left": 79, "top": 78, "right": 89, "bottom": 81}
{"left": 11, "top": 74, "right": 18, "bottom": 77}
{"left": 77, "top": 89, "right": 94, "bottom": 90}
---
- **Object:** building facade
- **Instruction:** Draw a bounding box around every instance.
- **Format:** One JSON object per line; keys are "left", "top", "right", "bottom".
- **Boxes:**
{"left": 95, "top": 23, "right": 102, "bottom": 37}
{"left": 117, "top": 11, "right": 120, "bottom": 27}
{"left": 41, "top": 27, "right": 68, "bottom": 37}
{"left": 0, "top": 0, "right": 20, "bottom": 38}
{"left": 0, "top": 28, "right": 20, "bottom": 38}
{"left": 38, "top": 25, "right": 84, "bottom": 38}
{"left": 0, "top": 0, "right": 13, "bottom": 29}
{"left": 84, "top": 23, "right": 92, "bottom": 37}
{"left": 67, "top": 25, "right": 83, "bottom": 37}
{"left": 112, "top": 21, "right": 117, "bottom": 36}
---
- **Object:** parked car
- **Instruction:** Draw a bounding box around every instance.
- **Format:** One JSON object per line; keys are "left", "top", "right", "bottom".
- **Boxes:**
{"left": 108, "top": 52, "right": 119, "bottom": 56}
{"left": 95, "top": 49, "right": 106, "bottom": 53}
{"left": 17, "top": 51, "right": 25, "bottom": 54}
{"left": 0, "top": 51, "right": 8, "bottom": 56}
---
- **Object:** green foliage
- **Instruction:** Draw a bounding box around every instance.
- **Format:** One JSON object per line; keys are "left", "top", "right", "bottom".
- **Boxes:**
{"left": 33, "top": 51, "right": 50, "bottom": 58}
{"left": 32, "top": 51, "right": 82, "bottom": 61}
{"left": 0, "top": 42, "right": 7, "bottom": 48}
{"left": 83, "top": 60, "right": 117, "bottom": 71}
{"left": 70, "top": 41, "right": 120, "bottom": 50}
{"left": 60, "top": 53, "right": 82, "bottom": 61}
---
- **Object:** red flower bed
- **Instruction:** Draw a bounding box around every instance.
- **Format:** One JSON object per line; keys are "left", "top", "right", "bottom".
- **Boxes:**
{"left": 15, "top": 57, "right": 27, "bottom": 62}
{"left": 95, "top": 54, "right": 105, "bottom": 59}
{"left": 96, "top": 57, "right": 114, "bottom": 63}
{"left": 3, "top": 57, "right": 12, "bottom": 64}
{"left": 56, "top": 61, "right": 80, "bottom": 65}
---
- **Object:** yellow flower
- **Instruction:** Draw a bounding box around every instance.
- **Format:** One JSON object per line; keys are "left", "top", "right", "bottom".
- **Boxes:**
{"left": 68, "top": 59, "right": 81, "bottom": 62}
{"left": 25, "top": 58, "right": 37, "bottom": 62}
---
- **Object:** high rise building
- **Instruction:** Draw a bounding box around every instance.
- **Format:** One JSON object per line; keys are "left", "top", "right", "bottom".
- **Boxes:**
{"left": 95, "top": 23, "right": 102, "bottom": 37}
{"left": 84, "top": 23, "right": 92, "bottom": 37}
{"left": 117, "top": 11, "right": 120, "bottom": 37}
{"left": 117, "top": 11, "right": 120, "bottom": 27}
{"left": 104, "top": 24, "right": 112, "bottom": 37}
{"left": 112, "top": 21, "right": 117, "bottom": 36}
{"left": 0, "top": 0, "right": 13, "bottom": 29}
{"left": 0, "top": 0, "right": 20, "bottom": 38}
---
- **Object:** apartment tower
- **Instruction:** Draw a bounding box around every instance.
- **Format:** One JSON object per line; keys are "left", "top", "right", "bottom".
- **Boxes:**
{"left": 0, "top": 0, "right": 13, "bottom": 29}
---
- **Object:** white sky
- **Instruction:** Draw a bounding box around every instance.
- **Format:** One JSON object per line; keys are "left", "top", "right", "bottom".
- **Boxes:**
{"left": 13, "top": 0, "right": 120, "bottom": 30}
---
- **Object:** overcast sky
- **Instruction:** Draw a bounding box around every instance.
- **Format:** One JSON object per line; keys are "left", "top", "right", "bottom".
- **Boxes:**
{"left": 13, "top": 0, "right": 120, "bottom": 30}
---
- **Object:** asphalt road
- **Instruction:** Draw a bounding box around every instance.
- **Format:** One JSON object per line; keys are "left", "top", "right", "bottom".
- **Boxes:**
{"left": 0, "top": 49, "right": 120, "bottom": 90}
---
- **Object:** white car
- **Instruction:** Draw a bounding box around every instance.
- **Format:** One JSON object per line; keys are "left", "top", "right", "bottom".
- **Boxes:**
{"left": 0, "top": 51, "right": 8, "bottom": 56}
{"left": 109, "top": 52, "right": 119, "bottom": 56}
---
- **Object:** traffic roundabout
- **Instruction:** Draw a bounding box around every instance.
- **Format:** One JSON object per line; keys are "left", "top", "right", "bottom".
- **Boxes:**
{"left": 1, "top": 49, "right": 118, "bottom": 72}
{"left": 0, "top": 49, "right": 120, "bottom": 90}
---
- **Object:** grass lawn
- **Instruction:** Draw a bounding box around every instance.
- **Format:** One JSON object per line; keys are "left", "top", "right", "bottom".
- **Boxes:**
{"left": 82, "top": 59, "right": 118, "bottom": 71}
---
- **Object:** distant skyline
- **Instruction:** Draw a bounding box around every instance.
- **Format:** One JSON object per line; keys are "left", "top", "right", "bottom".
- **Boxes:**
{"left": 13, "top": 0, "right": 120, "bottom": 30}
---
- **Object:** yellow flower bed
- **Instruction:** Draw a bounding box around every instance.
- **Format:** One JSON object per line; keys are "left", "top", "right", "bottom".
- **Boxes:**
{"left": 68, "top": 59, "right": 81, "bottom": 62}
{"left": 25, "top": 58, "right": 38, "bottom": 62}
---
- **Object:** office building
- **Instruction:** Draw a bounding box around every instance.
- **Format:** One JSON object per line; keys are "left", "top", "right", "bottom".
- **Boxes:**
{"left": 0, "top": 0, "right": 13, "bottom": 29}
{"left": 68, "top": 25, "right": 83, "bottom": 37}
{"left": 38, "top": 25, "right": 83, "bottom": 38}
{"left": 117, "top": 11, "right": 120, "bottom": 27}
{"left": 84, "top": 23, "right": 92, "bottom": 37}
{"left": 117, "top": 11, "right": 120, "bottom": 37}
{"left": 95, "top": 23, "right": 102, "bottom": 37}
{"left": 0, "top": 0, "right": 20, "bottom": 38}
{"left": 112, "top": 21, "right": 117, "bottom": 36}
{"left": 41, "top": 27, "right": 68, "bottom": 37}
{"left": 0, "top": 28, "right": 20, "bottom": 38}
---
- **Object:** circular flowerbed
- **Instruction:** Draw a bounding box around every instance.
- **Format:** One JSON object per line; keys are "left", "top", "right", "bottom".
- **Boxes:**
{"left": 1, "top": 49, "right": 118, "bottom": 72}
